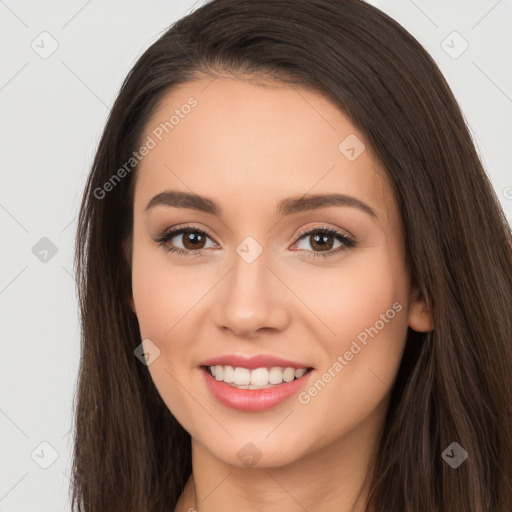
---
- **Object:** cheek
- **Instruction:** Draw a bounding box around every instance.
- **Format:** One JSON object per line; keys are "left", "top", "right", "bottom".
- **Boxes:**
{"left": 131, "top": 244, "right": 208, "bottom": 431}
{"left": 294, "top": 251, "right": 410, "bottom": 441}
{"left": 330, "top": 250, "right": 409, "bottom": 375}
{"left": 131, "top": 239, "right": 206, "bottom": 339}
{"left": 289, "top": 247, "right": 409, "bottom": 354}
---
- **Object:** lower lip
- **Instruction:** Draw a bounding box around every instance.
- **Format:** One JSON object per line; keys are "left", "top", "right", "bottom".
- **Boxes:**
{"left": 200, "top": 366, "right": 314, "bottom": 412}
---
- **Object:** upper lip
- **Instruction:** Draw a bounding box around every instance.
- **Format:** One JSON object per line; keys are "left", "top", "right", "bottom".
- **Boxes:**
{"left": 198, "top": 354, "right": 314, "bottom": 370}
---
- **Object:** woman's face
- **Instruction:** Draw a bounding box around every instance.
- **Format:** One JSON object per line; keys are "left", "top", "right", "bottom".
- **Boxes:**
{"left": 129, "top": 75, "right": 432, "bottom": 468}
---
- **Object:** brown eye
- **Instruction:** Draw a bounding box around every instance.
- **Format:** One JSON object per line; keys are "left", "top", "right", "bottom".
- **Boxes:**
{"left": 308, "top": 231, "right": 336, "bottom": 251}
{"left": 292, "top": 227, "right": 356, "bottom": 259}
{"left": 180, "top": 229, "right": 208, "bottom": 250}
{"left": 154, "top": 226, "right": 216, "bottom": 255}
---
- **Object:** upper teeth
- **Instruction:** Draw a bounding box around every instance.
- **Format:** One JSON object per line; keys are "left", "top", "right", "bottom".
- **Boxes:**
{"left": 209, "top": 365, "right": 308, "bottom": 386}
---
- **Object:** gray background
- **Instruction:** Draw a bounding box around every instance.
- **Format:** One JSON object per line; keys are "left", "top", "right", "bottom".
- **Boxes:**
{"left": 0, "top": 0, "right": 511, "bottom": 510}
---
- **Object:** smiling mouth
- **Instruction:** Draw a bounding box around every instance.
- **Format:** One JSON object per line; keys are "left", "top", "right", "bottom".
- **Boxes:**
{"left": 202, "top": 364, "right": 314, "bottom": 390}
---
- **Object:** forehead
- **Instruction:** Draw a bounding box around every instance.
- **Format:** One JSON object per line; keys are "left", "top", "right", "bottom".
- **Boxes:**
{"left": 133, "top": 76, "right": 394, "bottom": 225}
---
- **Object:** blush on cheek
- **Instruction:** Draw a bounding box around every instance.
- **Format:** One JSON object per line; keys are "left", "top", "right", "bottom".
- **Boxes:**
{"left": 319, "top": 266, "right": 408, "bottom": 388}
{"left": 328, "top": 281, "right": 399, "bottom": 344}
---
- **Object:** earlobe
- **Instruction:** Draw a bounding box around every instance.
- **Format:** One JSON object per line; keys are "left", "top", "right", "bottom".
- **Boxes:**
{"left": 408, "top": 287, "right": 434, "bottom": 332}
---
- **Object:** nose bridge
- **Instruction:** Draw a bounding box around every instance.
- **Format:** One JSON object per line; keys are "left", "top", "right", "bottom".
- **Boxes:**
{"left": 213, "top": 237, "right": 289, "bottom": 337}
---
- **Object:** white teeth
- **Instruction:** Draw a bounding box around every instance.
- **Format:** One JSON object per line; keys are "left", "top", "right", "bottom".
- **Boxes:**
{"left": 268, "top": 367, "right": 283, "bottom": 384}
{"left": 233, "top": 367, "right": 250, "bottom": 385}
{"left": 214, "top": 365, "right": 223, "bottom": 381}
{"left": 223, "top": 365, "right": 235, "bottom": 383}
{"left": 207, "top": 365, "right": 310, "bottom": 388}
{"left": 294, "top": 368, "right": 307, "bottom": 379}
{"left": 282, "top": 367, "right": 296, "bottom": 382}
{"left": 250, "top": 367, "right": 269, "bottom": 386}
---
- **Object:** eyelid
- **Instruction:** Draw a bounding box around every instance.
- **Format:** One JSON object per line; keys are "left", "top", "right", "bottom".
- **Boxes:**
{"left": 159, "top": 223, "right": 219, "bottom": 244}
{"left": 292, "top": 223, "right": 355, "bottom": 242}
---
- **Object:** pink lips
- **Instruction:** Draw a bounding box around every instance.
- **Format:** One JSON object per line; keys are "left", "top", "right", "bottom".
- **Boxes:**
{"left": 198, "top": 354, "right": 315, "bottom": 412}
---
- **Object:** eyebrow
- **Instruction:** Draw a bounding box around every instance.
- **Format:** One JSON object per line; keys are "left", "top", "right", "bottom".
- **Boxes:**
{"left": 145, "top": 190, "right": 377, "bottom": 219}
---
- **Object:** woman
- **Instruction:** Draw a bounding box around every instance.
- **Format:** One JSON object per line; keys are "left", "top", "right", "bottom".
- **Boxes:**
{"left": 71, "top": 0, "right": 512, "bottom": 511}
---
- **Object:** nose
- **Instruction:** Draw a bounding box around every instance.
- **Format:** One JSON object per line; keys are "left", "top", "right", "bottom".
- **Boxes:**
{"left": 212, "top": 248, "right": 290, "bottom": 339}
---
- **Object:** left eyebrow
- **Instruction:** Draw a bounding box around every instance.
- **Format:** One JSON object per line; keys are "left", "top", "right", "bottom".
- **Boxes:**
{"left": 278, "top": 193, "right": 377, "bottom": 219}
{"left": 145, "top": 190, "right": 378, "bottom": 220}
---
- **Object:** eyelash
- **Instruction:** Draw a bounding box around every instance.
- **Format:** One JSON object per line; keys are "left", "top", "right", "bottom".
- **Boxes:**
{"left": 153, "top": 224, "right": 356, "bottom": 259}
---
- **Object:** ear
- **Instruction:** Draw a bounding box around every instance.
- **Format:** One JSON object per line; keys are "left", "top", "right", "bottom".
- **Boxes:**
{"left": 407, "top": 286, "right": 434, "bottom": 332}
{"left": 129, "top": 296, "right": 137, "bottom": 315}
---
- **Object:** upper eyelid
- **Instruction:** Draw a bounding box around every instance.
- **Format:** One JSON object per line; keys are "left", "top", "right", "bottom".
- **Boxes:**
{"left": 161, "top": 224, "right": 218, "bottom": 244}
{"left": 294, "top": 224, "right": 354, "bottom": 241}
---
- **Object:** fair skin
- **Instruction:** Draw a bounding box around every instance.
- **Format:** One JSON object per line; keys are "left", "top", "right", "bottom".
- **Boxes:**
{"left": 128, "top": 74, "right": 434, "bottom": 512}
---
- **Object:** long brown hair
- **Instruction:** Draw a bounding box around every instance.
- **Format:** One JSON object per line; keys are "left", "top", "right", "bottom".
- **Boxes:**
{"left": 71, "top": 0, "right": 512, "bottom": 510}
